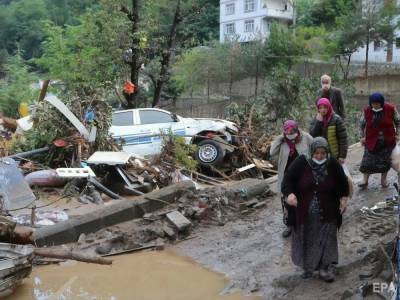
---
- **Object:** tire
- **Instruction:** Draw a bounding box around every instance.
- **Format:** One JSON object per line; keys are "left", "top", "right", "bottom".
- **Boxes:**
{"left": 195, "top": 139, "right": 225, "bottom": 166}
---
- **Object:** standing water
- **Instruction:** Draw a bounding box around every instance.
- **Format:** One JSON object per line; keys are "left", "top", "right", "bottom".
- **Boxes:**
{"left": 7, "top": 250, "right": 261, "bottom": 300}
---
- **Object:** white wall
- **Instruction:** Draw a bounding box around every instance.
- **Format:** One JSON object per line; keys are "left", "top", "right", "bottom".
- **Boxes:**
{"left": 220, "top": 0, "right": 292, "bottom": 42}
{"left": 352, "top": 30, "right": 400, "bottom": 64}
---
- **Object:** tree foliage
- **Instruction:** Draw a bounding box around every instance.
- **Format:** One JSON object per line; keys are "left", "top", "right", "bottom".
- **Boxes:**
{"left": 0, "top": 51, "right": 38, "bottom": 117}
{"left": 262, "top": 23, "right": 307, "bottom": 72}
{"left": 0, "top": 0, "right": 98, "bottom": 61}
{"left": 35, "top": 0, "right": 129, "bottom": 98}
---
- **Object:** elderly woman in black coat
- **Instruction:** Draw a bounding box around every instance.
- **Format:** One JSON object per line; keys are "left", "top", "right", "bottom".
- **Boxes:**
{"left": 281, "top": 137, "right": 349, "bottom": 282}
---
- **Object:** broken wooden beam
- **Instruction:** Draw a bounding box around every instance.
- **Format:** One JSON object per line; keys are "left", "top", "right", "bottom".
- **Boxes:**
{"left": 34, "top": 248, "right": 112, "bottom": 265}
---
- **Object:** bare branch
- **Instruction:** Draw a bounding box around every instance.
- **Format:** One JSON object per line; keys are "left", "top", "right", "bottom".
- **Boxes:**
{"left": 120, "top": 5, "right": 133, "bottom": 21}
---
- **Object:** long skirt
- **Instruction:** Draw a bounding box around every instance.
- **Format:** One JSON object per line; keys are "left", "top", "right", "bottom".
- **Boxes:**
{"left": 359, "top": 140, "right": 392, "bottom": 174}
{"left": 291, "top": 208, "right": 338, "bottom": 271}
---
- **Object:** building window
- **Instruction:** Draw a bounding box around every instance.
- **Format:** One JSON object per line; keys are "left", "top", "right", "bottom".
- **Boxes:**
{"left": 244, "top": 0, "right": 255, "bottom": 12}
{"left": 262, "top": 0, "right": 267, "bottom": 8}
{"left": 396, "top": 38, "right": 400, "bottom": 48}
{"left": 226, "top": 3, "right": 234, "bottom": 15}
{"left": 374, "top": 40, "right": 382, "bottom": 51}
{"left": 225, "top": 23, "right": 235, "bottom": 35}
{"left": 244, "top": 20, "right": 255, "bottom": 33}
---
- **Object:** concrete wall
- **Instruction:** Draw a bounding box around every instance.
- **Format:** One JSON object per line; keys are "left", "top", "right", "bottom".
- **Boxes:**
{"left": 355, "top": 75, "right": 400, "bottom": 99}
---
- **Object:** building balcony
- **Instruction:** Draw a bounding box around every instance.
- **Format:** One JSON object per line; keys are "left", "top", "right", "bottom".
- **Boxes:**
{"left": 262, "top": 7, "right": 293, "bottom": 20}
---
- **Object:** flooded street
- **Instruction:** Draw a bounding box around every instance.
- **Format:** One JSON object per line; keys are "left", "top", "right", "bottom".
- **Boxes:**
{"left": 8, "top": 250, "right": 260, "bottom": 300}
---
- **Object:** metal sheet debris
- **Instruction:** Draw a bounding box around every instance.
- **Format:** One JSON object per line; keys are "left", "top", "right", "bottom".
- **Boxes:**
{"left": 0, "top": 158, "right": 35, "bottom": 211}
{"left": 87, "top": 151, "right": 133, "bottom": 165}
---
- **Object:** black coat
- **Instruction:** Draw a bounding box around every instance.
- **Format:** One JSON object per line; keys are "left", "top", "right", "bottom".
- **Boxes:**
{"left": 281, "top": 155, "right": 349, "bottom": 229}
{"left": 316, "top": 87, "right": 345, "bottom": 119}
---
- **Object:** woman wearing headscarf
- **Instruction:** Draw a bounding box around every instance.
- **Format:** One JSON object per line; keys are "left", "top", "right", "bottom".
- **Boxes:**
{"left": 270, "top": 120, "right": 313, "bottom": 238}
{"left": 310, "top": 98, "right": 348, "bottom": 163}
{"left": 281, "top": 137, "right": 349, "bottom": 282}
{"left": 359, "top": 92, "right": 400, "bottom": 188}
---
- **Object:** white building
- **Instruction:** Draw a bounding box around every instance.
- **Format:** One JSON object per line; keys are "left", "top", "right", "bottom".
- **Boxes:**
{"left": 351, "top": 0, "right": 400, "bottom": 64}
{"left": 351, "top": 30, "right": 400, "bottom": 64}
{"left": 219, "top": 0, "right": 294, "bottom": 43}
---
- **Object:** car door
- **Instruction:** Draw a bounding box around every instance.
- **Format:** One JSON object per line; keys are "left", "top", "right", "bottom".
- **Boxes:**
{"left": 110, "top": 110, "right": 153, "bottom": 156}
{"left": 138, "top": 109, "right": 186, "bottom": 154}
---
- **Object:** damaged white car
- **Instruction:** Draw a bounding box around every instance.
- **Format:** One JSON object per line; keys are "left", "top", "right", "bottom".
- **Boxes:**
{"left": 110, "top": 108, "right": 239, "bottom": 166}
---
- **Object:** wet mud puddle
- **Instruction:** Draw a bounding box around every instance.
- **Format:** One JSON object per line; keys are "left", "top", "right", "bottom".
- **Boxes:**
{"left": 9, "top": 250, "right": 260, "bottom": 300}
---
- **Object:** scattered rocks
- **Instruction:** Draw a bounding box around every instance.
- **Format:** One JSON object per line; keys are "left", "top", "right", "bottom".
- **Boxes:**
{"left": 246, "top": 275, "right": 259, "bottom": 292}
{"left": 359, "top": 270, "right": 374, "bottom": 279}
{"left": 194, "top": 207, "right": 210, "bottom": 220}
{"left": 162, "top": 223, "right": 176, "bottom": 240}
{"left": 95, "top": 243, "right": 112, "bottom": 255}
{"left": 166, "top": 211, "right": 192, "bottom": 232}
{"left": 144, "top": 223, "right": 165, "bottom": 242}
{"left": 341, "top": 289, "right": 354, "bottom": 299}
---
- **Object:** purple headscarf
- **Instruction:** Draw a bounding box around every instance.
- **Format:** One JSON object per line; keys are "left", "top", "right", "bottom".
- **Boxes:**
{"left": 283, "top": 120, "right": 299, "bottom": 156}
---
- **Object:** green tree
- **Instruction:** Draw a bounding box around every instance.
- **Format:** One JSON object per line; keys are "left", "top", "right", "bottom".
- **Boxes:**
{"left": 0, "top": 0, "right": 49, "bottom": 59}
{"left": 35, "top": 0, "right": 129, "bottom": 99}
{"left": 304, "top": 0, "right": 355, "bottom": 27}
{"left": 325, "top": 8, "right": 364, "bottom": 80}
{"left": 45, "top": 0, "right": 98, "bottom": 26}
{"left": 262, "top": 23, "right": 306, "bottom": 72}
{"left": 179, "top": 0, "right": 219, "bottom": 47}
{"left": 0, "top": 52, "right": 38, "bottom": 117}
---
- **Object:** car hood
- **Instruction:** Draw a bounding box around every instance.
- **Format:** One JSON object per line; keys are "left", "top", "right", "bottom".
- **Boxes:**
{"left": 185, "top": 118, "right": 239, "bottom": 132}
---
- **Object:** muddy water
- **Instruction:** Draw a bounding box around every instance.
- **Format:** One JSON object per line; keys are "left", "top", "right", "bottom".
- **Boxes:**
{"left": 9, "top": 250, "right": 260, "bottom": 300}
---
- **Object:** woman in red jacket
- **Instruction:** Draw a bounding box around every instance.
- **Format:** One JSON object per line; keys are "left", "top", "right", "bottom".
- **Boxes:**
{"left": 359, "top": 93, "right": 400, "bottom": 188}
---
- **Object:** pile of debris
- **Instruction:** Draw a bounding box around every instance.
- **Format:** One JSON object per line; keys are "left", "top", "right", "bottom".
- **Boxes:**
{"left": 73, "top": 179, "right": 273, "bottom": 257}
{"left": 0, "top": 83, "right": 280, "bottom": 296}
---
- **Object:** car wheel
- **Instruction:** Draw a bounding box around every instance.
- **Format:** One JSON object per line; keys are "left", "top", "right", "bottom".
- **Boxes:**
{"left": 195, "top": 139, "right": 225, "bottom": 166}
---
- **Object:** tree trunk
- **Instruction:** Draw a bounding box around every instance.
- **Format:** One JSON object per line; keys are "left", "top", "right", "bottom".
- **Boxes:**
{"left": 229, "top": 53, "right": 233, "bottom": 102}
{"left": 387, "top": 38, "right": 393, "bottom": 62}
{"left": 365, "top": 27, "right": 370, "bottom": 78}
{"left": 207, "top": 74, "right": 210, "bottom": 103}
{"left": 128, "top": 0, "right": 141, "bottom": 108}
{"left": 292, "top": 1, "right": 296, "bottom": 35}
{"left": 345, "top": 54, "right": 352, "bottom": 81}
{"left": 152, "top": 0, "right": 181, "bottom": 108}
{"left": 255, "top": 55, "right": 259, "bottom": 99}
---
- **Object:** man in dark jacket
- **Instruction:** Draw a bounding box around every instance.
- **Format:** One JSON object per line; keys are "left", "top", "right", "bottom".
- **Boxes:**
{"left": 316, "top": 74, "right": 345, "bottom": 119}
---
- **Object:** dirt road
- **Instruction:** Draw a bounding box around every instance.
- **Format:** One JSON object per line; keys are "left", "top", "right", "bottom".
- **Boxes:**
{"left": 175, "top": 144, "right": 399, "bottom": 299}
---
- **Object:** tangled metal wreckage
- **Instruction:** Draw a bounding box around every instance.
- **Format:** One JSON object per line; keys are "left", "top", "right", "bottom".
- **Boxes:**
{"left": 0, "top": 92, "right": 277, "bottom": 295}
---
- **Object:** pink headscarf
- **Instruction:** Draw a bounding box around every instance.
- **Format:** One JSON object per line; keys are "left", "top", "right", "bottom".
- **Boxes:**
{"left": 283, "top": 120, "right": 299, "bottom": 156}
{"left": 283, "top": 120, "right": 298, "bottom": 133}
{"left": 317, "top": 98, "right": 333, "bottom": 129}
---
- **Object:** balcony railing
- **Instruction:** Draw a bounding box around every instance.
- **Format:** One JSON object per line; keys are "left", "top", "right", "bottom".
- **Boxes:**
{"left": 262, "top": 7, "right": 293, "bottom": 20}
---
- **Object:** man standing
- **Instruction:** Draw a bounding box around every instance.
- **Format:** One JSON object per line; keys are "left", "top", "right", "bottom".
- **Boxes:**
{"left": 316, "top": 74, "right": 345, "bottom": 119}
